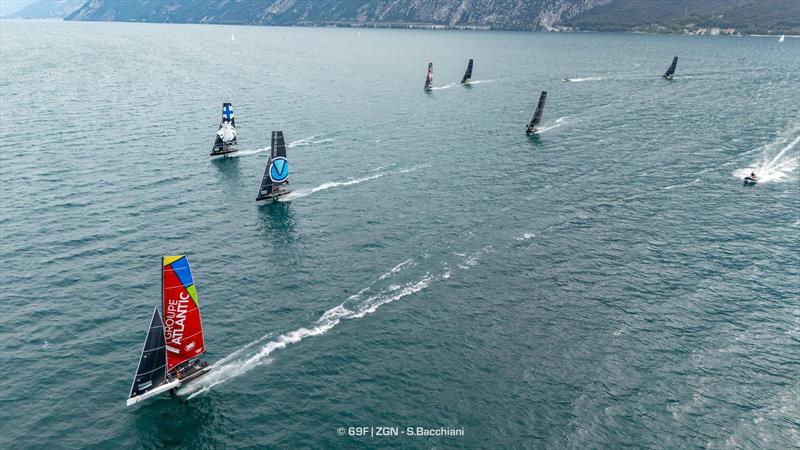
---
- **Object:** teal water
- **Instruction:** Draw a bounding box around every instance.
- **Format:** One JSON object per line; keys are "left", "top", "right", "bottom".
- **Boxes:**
{"left": 1, "top": 20, "right": 799, "bottom": 448}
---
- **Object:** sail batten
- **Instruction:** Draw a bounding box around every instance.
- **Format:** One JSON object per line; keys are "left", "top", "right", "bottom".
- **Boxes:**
{"left": 461, "top": 59, "right": 473, "bottom": 84}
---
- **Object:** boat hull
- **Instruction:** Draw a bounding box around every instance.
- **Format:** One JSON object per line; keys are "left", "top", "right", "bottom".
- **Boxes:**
{"left": 126, "top": 379, "right": 180, "bottom": 406}
{"left": 256, "top": 187, "right": 291, "bottom": 202}
{"left": 210, "top": 147, "right": 238, "bottom": 157}
{"left": 744, "top": 177, "right": 758, "bottom": 184}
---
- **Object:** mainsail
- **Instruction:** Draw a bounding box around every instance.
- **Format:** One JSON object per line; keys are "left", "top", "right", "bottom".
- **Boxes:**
{"left": 128, "top": 307, "right": 168, "bottom": 403}
{"left": 526, "top": 91, "right": 547, "bottom": 133}
{"left": 663, "top": 57, "right": 678, "bottom": 78}
{"left": 257, "top": 131, "right": 290, "bottom": 201}
{"left": 424, "top": 63, "right": 433, "bottom": 90}
{"left": 211, "top": 103, "right": 237, "bottom": 154}
{"left": 162, "top": 255, "right": 205, "bottom": 371}
{"left": 461, "top": 59, "right": 473, "bottom": 84}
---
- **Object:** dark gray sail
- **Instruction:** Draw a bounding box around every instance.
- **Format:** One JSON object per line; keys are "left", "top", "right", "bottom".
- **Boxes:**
{"left": 663, "top": 57, "right": 678, "bottom": 79}
{"left": 461, "top": 59, "right": 473, "bottom": 84}
{"left": 424, "top": 63, "right": 433, "bottom": 90}
{"left": 256, "top": 131, "right": 290, "bottom": 201}
{"left": 526, "top": 91, "right": 547, "bottom": 133}
{"left": 128, "top": 307, "right": 167, "bottom": 402}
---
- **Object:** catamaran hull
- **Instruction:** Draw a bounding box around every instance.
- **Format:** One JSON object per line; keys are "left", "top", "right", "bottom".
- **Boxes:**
{"left": 256, "top": 191, "right": 290, "bottom": 202}
{"left": 126, "top": 379, "right": 180, "bottom": 406}
{"left": 210, "top": 148, "right": 238, "bottom": 157}
{"left": 126, "top": 366, "right": 211, "bottom": 406}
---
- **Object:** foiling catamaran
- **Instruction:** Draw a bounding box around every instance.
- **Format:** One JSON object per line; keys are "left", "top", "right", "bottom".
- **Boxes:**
{"left": 424, "top": 63, "right": 433, "bottom": 91}
{"left": 525, "top": 91, "right": 548, "bottom": 135}
{"left": 127, "top": 256, "right": 210, "bottom": 406}
{"left": 663, "top": 57, "right": 678, "bottom": 80}
{"left": 210, "top": 102, "right": 238, "bottom": 156}
{"left": 461, "top": 59, "right": 473, "bottom": 85}
{"left": 256, "top": 131, "right": 291, "bottom": 201}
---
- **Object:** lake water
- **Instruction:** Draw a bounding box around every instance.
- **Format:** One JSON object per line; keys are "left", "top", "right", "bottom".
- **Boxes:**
{"left": 1, "top": 20, "right": 798, "bottom": 448}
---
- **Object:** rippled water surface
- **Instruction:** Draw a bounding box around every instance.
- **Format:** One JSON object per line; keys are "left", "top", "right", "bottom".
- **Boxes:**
{"left": 1, "top": 20, "right": 799, "bottom": 448}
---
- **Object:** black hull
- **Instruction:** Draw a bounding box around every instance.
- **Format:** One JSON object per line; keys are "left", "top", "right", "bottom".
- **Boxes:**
{"left": 210, "top": 147, "right": 238, "bottom": 157}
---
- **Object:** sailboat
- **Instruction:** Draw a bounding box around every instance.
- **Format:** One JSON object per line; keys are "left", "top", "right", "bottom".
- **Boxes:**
{"left": 127, "top": 256, "right": 211, "bottom": 406}
{"left": 256, "top": 131, "right": 291, "bottom": 201}
{"left": 779, "top": 35, "right": 785, "bottom": 43}
{"left": 663, "top": 57, "right": 678, "bottom": 80}
{"left": 525, "top": 91, "right": 547, "bottom": 135}
{"left": 210, "top": 102, "right": 238, "bottom": 156}
{"left": 424, "top": 63, "right": 433, "bottom": 91}
{"left": 461, "top": 59, "right": 474, "bottom": 85}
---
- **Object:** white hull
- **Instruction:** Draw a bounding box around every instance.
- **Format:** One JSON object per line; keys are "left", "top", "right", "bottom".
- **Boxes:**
{"left": 126, "top": 379, "right": 180, "bottom": 406}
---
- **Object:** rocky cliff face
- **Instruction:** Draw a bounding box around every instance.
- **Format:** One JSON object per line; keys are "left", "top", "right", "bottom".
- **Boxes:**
{"left": 65, "top": 0, "right": 612, "bottom": 31}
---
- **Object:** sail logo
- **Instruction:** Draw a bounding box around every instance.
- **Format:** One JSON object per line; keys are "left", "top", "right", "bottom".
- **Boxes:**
{"left": 270, "top": 157, "right": 289, "bottom": 182}
{"left": 164, "top": 292, "right": 190, "bottom": 346}
{"left": 223, "top": 104, "right": 234, "bottom": 120}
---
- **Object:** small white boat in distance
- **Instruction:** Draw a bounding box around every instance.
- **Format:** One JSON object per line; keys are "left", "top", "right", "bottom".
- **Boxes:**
{"left": 779, "top": 35, "right": 785, "bottom": 43}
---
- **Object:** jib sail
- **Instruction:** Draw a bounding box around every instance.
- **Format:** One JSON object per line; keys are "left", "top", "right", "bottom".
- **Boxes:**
{"left": 257, "top": 131, "right": 290, "bottom": 200}
{"left": 162, "top": 255, "right": 205, "bottom": 370}
{"left": 128, "top": 307, "right": 168, "bottom": 402}
{"left": 527, "top": 91, "right": 547, "bottom": 132}
{"left": 461, "top": 59, "right": 473, "bottom": 84}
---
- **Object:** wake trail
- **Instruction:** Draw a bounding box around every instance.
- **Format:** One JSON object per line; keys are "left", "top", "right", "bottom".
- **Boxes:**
{"left": 536, "top": 117, "right": 569, "bottom": 134}
{"left": 179, "top": 259, "right": 435, "bottom": 398}
{"left": 229, "top": 146, "right": 269, "bottom": 157}
{"left": 468, "top": 79, "right": 495, "bottom": 84}
{"left": 733, "top": 124, "right": 800, "bottom": 183}
{"left": 430, "top": 82, "right": 458, "bottom": 91}
{"left": 226, "top": 135, "right": 332, "bottom": 157}
{"left": 279, "top": 165, "right": 428, "bottom": 201}
{"left": 563, "top": 76, "right": 604, "bottom": 82}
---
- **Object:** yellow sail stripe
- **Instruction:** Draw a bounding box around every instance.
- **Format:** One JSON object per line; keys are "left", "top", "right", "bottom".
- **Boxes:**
{"left": 163, "top": 255, "right": 184, "bottom": 266}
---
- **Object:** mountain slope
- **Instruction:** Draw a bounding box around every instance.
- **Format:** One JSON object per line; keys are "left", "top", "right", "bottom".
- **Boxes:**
{"left": 65, "top": 0, "right": 611, "bottom": 31}
{"left": 59, "top": 0, "right": 800, "bottom": 34}
{"left": 5, "top": 0, "right": 85, "bottom": 19}
{"left": 564, "top": 0, "right": 800, "bottom": 34}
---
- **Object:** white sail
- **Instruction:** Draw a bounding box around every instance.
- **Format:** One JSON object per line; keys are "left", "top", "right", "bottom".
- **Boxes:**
{"left": 779, "top": 35, "right": 785, "bottom": 43}
{"left": 217, "top": 123, "right": 237, "bottom": 143}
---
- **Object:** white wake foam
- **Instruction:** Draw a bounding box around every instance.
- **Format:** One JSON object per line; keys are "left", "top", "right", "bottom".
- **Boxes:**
{"left": 430, "top": 82, "right": 457, "bottom": 91}
{"left": 179, "top": 259, "right": 433, "bottom": 398}
{"left": 734, "top": 125, "right": 800, "bottom": 183}
{"left": 536, "top": 116, "right": 569, "bottom": 134}
{"left": 563, "top": 77, "right": 604, "bottom": 82}
{"left": 279, "top": 165, "right": 428, "bottom": 201}
{"left": 229, "top": 146, "right": 270, "bottom": 157}
{"left": 468, "top": 79, "right": 495, "bottom": 84}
